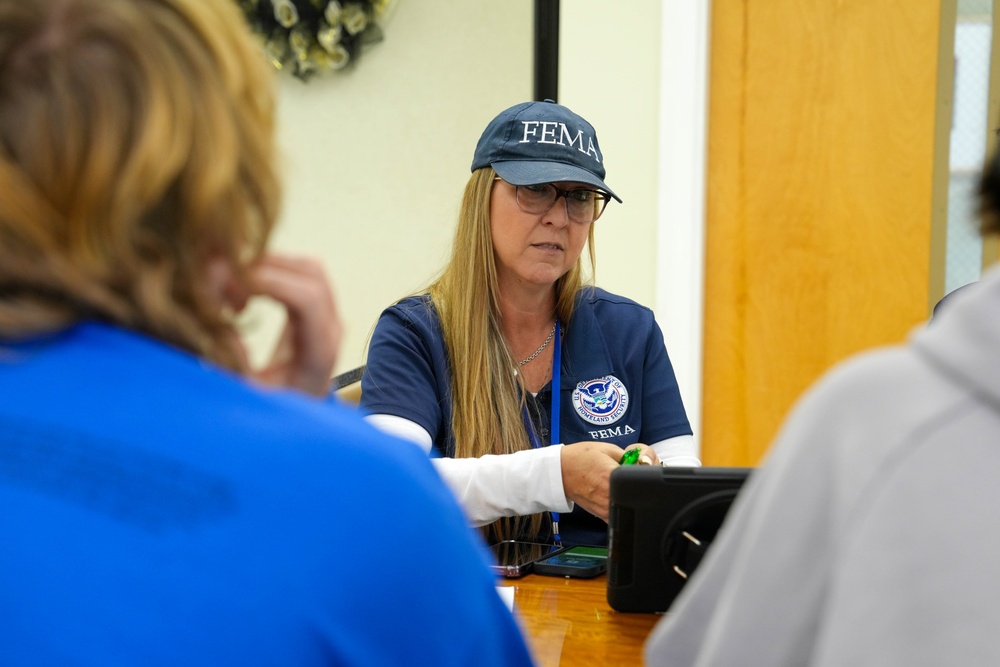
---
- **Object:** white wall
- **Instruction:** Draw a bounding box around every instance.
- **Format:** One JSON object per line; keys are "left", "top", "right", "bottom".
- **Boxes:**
{"left": 562, "top": 0, "right": 708, "bottom": 449}
{"left": 559, "top": 1, "right": 663, "bottom": 309}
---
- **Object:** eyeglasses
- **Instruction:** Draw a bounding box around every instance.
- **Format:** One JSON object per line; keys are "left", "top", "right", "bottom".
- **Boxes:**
{"left": 496, "top": 178, "right": 611, "bottom": 223}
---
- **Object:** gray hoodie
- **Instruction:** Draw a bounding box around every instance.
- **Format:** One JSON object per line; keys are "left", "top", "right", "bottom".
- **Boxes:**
{"left": 645, "top": 266, "right": 1000, "bottom": 666}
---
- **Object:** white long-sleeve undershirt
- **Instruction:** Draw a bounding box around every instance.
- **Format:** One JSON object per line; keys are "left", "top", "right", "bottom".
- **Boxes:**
{"left": 364, "top": 413, "right": 700, "bottom": 526}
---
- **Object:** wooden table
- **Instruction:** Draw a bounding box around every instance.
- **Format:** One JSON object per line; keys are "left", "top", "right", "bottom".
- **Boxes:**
{"left": 497, "top": 573, "right": 662, "bottom": 666}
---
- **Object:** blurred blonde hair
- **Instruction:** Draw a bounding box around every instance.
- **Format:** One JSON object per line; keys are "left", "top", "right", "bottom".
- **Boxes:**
{"left": 428, "top": 167, "right": 596, "bottom": 541}
{"left": 0, "top": 0, "right": 279, "bottom": 370}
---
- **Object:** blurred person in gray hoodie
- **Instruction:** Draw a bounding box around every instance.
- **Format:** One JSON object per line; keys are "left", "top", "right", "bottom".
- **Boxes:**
{"left": 645, "top": 142, "right": 1000, "bottom": 666}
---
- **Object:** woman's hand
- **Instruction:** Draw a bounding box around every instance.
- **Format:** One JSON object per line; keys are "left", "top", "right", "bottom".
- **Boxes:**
{"left": 559, "top": 442, "right": 659, "bottom": 521}
{"left": 247, "top": 254, "right": 342, "bottom": 397}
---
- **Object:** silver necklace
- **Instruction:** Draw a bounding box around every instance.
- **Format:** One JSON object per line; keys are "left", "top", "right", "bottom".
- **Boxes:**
{"left": 517, "top": 323, "right": 557, "bottom": 367}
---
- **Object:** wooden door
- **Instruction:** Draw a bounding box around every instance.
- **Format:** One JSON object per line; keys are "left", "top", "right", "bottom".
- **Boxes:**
{"left": 701, "top": 0, "right": 952, "bottom": 465}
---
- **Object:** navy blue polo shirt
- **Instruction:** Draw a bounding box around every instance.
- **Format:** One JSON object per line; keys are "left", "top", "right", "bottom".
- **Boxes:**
{"left": 361, "top": 288, "right": 692, "bottom": 545}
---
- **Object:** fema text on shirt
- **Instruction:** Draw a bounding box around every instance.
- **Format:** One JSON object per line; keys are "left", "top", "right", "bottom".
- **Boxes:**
{"left": 588, "top": 425, "right": 636, "bottom": 440}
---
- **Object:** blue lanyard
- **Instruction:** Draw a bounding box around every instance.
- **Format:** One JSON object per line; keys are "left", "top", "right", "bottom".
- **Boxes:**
{"left": 522, "top": 321, "right": 561, "bottom": 544}
{"left": 551, "top": 320, "right": 561, "bottom": 444}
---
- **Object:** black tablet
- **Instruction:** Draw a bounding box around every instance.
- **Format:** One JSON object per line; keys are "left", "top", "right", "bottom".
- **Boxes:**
{"left": 607, "top": 465, "right": 752, "bottom": 613}
{"left": 533, "top": 545, "right": 608, "bottom": 578}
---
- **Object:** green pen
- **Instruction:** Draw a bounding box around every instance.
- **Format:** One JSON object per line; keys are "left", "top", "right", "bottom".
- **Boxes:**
{"left": 619, "top": 448, "right": 642, "bottom": 465}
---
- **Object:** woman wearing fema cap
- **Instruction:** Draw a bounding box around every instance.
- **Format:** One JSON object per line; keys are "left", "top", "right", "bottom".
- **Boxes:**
{"left": 360, "top": 100, "right": 698, "bottom": 547}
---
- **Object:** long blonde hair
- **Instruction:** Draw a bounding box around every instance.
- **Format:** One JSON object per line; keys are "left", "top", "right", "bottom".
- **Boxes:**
{"left": 428, "top": 167, "right": 596, "bottom": 541}
{"left": 0, "top": 0, "right": 279, "bottom": 371}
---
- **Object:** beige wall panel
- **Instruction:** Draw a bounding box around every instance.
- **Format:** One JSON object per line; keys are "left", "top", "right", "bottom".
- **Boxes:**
{"left": 702, "top": 0, "right": 944, "bottom": 466}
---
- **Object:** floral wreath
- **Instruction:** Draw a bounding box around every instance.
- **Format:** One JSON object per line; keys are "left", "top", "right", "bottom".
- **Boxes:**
{"left": 238, "top": 0, "right": 394, "bottom": 82}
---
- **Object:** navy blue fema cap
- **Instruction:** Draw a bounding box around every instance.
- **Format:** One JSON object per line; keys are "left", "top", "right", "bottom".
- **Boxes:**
{"left": 471, "top": 100, "right": 622, "bottom": 203}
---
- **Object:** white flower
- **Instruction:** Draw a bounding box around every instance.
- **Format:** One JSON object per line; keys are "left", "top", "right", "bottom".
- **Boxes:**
{"left": 371, "top": 0, "right": 396, "bottom": 18}
{"left": 325, "top": 44, "right": 351, "bottom": 70}
{"left": 341, "top": 3, "right": 368, "bottom": 35}
{"left": 324, "top": 0, "right": 343, "bottom": 26}
{"left": 272, "top": 0, "right": 299, "bottom": 28}
{"left": 317, "top": 23, "right": 343, "bottom": 53}
{"left": 288, "top": 25, "right": 310, "bottom": 57}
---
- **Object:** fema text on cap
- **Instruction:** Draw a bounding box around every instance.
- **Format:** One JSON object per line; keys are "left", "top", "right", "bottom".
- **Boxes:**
{"left": 518, "top": 121, "right": 601, "bottom": 164}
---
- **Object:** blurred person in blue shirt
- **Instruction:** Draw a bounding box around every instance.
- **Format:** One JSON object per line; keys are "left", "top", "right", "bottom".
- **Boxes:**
{"left": 0, "top": 1, "right": 533, "bottom": 665}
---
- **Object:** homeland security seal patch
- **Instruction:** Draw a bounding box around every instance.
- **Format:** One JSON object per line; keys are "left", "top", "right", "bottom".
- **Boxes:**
{"left": 572, "top": 375, "right": 629, "bottom": 425}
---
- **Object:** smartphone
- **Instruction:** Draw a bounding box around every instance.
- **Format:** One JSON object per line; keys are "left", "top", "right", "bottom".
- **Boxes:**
{"left": 489, "top": 540, "right": 565, "bottom": 578}
{"left": 533, "top": 545, "right": 608, "bottom": 578}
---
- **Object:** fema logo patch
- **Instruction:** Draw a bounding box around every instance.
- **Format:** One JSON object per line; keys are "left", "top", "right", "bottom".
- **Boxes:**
{"left": 572, "top": 375, "right": 629, "bottom": 425}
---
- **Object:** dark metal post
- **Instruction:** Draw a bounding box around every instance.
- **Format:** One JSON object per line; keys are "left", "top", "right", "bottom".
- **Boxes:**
{"left": 533, "top": 0, "right": 560, "bottom": 102}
